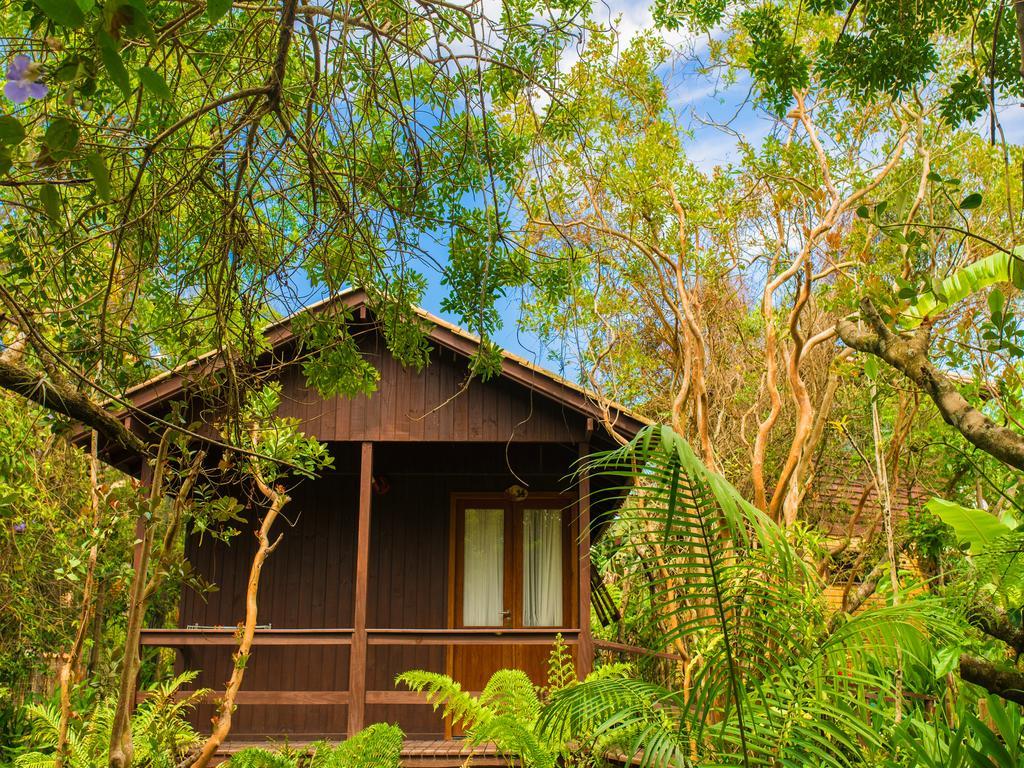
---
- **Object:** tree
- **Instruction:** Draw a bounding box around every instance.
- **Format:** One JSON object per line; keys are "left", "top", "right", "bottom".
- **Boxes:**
{"left": 651, "top": 0, "right": 1024, "bottom": 129}
{"left": 1, "top": 1, "right": 591, "bottom": 763}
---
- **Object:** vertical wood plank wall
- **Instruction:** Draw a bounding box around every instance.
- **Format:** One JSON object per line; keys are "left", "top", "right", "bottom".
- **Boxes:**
{"left": 177, "top": 442, "right": 583, "bottom": 738}
{"left": 274, "top": 335, "right": 589, "bottom": 445}
{"left": 178, "top": 446, "right": 359, "bottom": 737}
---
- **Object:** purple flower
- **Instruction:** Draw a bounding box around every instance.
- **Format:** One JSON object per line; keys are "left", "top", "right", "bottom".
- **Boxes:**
{"left": 5, "top": 56, "right": 47, "bottom": 104}
{"left": 13, "top": 521, "right": 26, "bottom": 533}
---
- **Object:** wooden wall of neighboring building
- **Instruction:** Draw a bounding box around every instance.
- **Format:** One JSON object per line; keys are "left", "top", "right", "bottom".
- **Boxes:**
{"left": 176, "top": 442, "right": 580, "bottom": 739}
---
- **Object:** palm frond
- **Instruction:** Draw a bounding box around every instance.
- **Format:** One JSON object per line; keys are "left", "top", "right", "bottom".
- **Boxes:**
{"left": 549, "top": 425, "right": 961, "bottom": 768}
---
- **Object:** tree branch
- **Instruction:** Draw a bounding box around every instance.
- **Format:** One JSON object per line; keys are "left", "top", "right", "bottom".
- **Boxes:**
{"left": 837, "top": 297, "right": 1024, "bottom": 472}
{"left": 959, "top": 654, "right": 1024, "bottom": 705}
{"left": 0, "top": 357, "right": 147, "bottom": 457}
{"left": 969, "top": 604, "right": 1024, "bottom": 655}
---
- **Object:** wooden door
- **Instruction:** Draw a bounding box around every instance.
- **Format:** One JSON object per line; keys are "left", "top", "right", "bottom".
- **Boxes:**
{"left": 449, "top": 494, "right": 575, "bottom": 697}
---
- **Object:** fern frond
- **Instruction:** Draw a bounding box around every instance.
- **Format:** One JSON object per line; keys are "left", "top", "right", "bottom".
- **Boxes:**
{"left": 13, "top": 752, "right": 57, "bottom": 768}
{"left": 327, "top": 723, "right": 403, "bottom": 768}
{"left": 544, "top": 634, "right": 576, "bottom": 696}
{"left": 472, "top": 714, "right": 557, "bottom": 768}
{"left": 224, "top": 747, "right": 297, "bottom": 768}
{"left": 479, "top": 669, "right": 541, "bottom": 724}
{"left": 552, "top": 425, "right": 962, "bottom": 768}
{"left": 396, "top": 670, "right": 485, "bottom": 729}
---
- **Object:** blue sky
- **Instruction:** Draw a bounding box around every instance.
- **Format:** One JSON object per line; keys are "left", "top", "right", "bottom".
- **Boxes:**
{"left": 378, "top": 1, "right": 1024, "bottom": 380}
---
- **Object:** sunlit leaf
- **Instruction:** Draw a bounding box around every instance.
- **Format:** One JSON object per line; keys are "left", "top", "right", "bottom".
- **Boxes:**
{"left": 138, "top": 66, "right": 172, "bottom": 102}
{"left": 33, "top": 0, "right": 85, "bottom": 28}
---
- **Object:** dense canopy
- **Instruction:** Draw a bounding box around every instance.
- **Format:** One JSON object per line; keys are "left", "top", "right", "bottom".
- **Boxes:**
{"left": 2, "top": 0, "right": 1024, "bottom": 766}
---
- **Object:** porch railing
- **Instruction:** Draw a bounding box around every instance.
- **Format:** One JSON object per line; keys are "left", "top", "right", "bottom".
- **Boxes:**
{"left": 140, "top": 626, "right": 582, "bottom": 709}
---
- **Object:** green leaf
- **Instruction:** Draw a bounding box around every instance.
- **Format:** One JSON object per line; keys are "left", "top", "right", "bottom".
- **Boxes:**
{"left": 855, "top": 205, "right": 869, "bottom": 219}
{"left": 84, "top": 152, "right": 111, "bottom": 200}
{"left": 903, "top": 248, "right": 1024, "bottom": 328}
{"left": 43, "top": 118, "right": 79, "bottom": 161}
{"left": 137, "top": 66, "right": 172, "bottom": 102}
{"left": 39, "top": 183, "right": 61, "bottom": 223}
{"left": 98, "top": 30, "right": 131, "bottom": 96}
{"left": 931, "top": 645, "right": 961, "bottom": 678}
{"left": 926, "top": 497, "right": 1011, "bottom": 554}
{"left": 0, "top": 116, "right": 26, "bottom": 146}
{"left": 863, "top": 355, "right": 879, "bottom": 381}
{"left": 988, "top": 289, "right": 1005, "bottom": 317}
{"left": 207, "top": 0, "right": 233, "bottom": 22}
{"left": 959, "top": 192, "right": 983, "bottom": 210}
{"left": 875, "top": 200, "right": 888, "bottom": 217}
{"left": 33, "top": 0, "right": 85, "bottom": 28}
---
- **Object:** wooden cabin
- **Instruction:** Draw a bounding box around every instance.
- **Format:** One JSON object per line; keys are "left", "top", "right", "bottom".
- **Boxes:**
{"left": 89, "top": 289, "right": 646, "bottom": 751}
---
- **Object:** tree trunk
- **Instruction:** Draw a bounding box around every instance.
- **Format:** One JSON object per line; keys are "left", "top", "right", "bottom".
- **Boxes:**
{"left": 108, "top": 436, "right": 172, "bottom": 768}
{"left": 55, "top": 432, "right": 102, "bottom": 768}
{"left": 189, "top": 478, "right": 289, "bottom": 768}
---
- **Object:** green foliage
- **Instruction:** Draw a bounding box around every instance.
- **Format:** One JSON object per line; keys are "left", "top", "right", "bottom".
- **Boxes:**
{"left": 0, "top": 0, "right": 590, "bottom": 467}
{"left": 739, "top": 6, "right": 810, "bottom": 116}
{"left": 544, "top": 633, "right": 577, "bottom": 697}
{"left": 539, "top": 425, "right": 958, "bottom": 767}
{"left": 928, "top": 497, "right": 1024, "bottom": 610}
{"left": 15, "top": 673, "right": 205, "bottom": 768}
{"left": 225, "top": 725, "right": 403, "bottom": 768}
{"left": 893, "top": 694, "right": 1024, "bottom": 768}
{"left": 399, "top": 667, "right": 558, "bottom": 768}
{"left": 902, "top": 247, "right": 1024, "bottom": 329}
{"left": 650, "top": 0, "right": 1019, "bottom": 123}
{"left": 398, "top": 639, "right": 620, "bottom": 768}
{"left": 235, "top": 384, "right": 334, "bottom": 484}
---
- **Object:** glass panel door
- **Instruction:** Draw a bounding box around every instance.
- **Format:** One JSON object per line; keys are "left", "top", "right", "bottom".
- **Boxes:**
{"left": 461, "top": 507, "right": 506, "bottom": 627}
{"left": 521, "top": 509, "right": 564, "bottom": 627}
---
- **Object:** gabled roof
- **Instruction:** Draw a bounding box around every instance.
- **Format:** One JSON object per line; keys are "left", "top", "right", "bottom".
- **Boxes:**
{"left": 83, "top": 288, "right": 649, "bottom": 458}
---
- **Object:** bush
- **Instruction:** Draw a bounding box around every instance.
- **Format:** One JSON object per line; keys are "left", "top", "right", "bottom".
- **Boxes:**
{"left": 225, "top": 724, "right": 404, "bottom": 768}
{"left": 14, "top": 673, "right": 205, "bottom": 768}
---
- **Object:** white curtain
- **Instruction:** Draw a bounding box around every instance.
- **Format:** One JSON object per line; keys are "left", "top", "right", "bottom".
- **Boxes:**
{"left": 523, "top": 509, "right": 563, "bottom": 626}
{"left": 463, "top": 508, "right": 504, "bottom": 626}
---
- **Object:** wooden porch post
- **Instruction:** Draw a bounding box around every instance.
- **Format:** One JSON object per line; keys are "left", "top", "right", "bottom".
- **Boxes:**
{"left": 348, "top": 441, "right": 373, "bottom": 736}
{"left": 577, "top": 442, "right": 593, "bottom": 680}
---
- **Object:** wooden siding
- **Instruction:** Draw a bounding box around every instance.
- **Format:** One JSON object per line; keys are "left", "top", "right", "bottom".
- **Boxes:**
{"left": 273, "top": 333, "right": 590, "bottom": 444}
{"left": 176, "top": 442, "right": 580, "bottom": 738}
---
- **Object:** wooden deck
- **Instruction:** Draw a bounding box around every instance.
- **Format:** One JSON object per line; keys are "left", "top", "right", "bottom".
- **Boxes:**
{"left": 212, "top": 739, "right": 514, "bottom": 766}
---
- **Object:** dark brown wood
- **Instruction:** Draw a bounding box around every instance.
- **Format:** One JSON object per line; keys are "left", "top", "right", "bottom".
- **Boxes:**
{"left": 348, "top": 441, "right": 373, "bottom": 736}
{"left": 365, "top": 691, "right": 440, "bottom": 705}
{"left": 176, "top": 463, "right": 358, "bottom": 737}
{"left": 577, "top": 442, "right": 593, "bottom": 680}
{"left": 171, "top": 442, "right": 609, "bottom": 738}
{"left": 369, "top": 629, "right": 579, "bottom": 645}
{"left": 167, "top": 690, "right": 352, "bottom": 705}
{"left": 141, "top": 628, "right": 354, "bottom": 646}
{"left": 275, "top": 340, "right": 594, "bottom": 445}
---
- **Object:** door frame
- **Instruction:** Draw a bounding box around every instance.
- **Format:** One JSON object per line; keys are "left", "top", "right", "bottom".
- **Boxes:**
{"left": 444, "top": 491, "right": 579, "bottom": 738}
